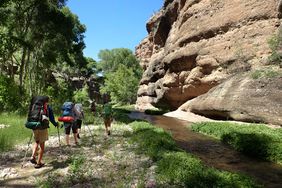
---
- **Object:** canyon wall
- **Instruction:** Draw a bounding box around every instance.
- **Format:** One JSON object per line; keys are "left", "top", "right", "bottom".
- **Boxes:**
{"left": 135, "top": 0, "right": 282, "bottom": 125}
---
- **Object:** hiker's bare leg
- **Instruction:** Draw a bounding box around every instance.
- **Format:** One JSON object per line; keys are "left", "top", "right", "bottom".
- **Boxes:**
{"left": 66, "top": 134, "right": 70, "bottom": 145}
{"left": 32, "top": 142, "right": 39, "bottom": 158}
{"left": 37, "top": 142, "right": 45, "bottom": 164}
{"left": 104, "top": 119, "right": 111, "bottom": 135}
{"left": 73, "top": 132, "right": 78, "bottom": 144}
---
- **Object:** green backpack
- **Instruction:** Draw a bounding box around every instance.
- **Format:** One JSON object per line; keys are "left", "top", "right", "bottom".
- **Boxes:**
{"left": 103, "top": 103, "right": 112, "bottom": 118}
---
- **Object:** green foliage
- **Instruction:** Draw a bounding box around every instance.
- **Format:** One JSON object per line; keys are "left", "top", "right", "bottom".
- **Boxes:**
{"left": 98, "top": 48, "right": 142, "bottom": 105}
{"left": 130, "top": 121, "right": 261, "bottom": 187}
{"left": 0, "top": 0, "right": 87, "bottom": 101}
{"left": 98, "top": 48, "right": 141, "bottom": 75}
{"left": 101, "top": 64, "right": 141, "bottom": 104}
{"left": 192, "top": 122, "right": 282, "bottom": 164}
{"left": 157, "top": 152, "right": 259, "bottom": 187}
{"left": 0, "top": 113, "right": 30, "bottom": 151}
{"left": 0, "top": 112, "right": 60, "bottom": 152}
{"left": 0, "top": 75, "right": 22, "bottom": 112}
{"left": 251, "top": 68, "right": 281, "bottom": 79}
{"left": 130, "top": 121, "right": 179, "bottom": 161}
{"left": 73, "top": 84, "right": 89, "bottom": 105}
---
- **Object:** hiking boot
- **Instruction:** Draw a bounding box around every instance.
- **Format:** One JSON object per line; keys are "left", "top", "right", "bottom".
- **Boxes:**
{"left": 107, "top": 131, "right": 111, "bottom": 136}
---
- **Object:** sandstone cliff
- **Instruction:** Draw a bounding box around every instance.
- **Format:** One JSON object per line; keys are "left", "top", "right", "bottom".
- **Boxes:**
{"left": 135, "top": 0, "right": 282, "bottom": 125}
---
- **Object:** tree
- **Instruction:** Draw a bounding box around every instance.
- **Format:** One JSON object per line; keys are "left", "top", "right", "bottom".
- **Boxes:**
{"left": 101, "top": 64, "right": 141, "bottom": 104}
{"left": 98, "top": 48, "right": 142, "bottom": 77}
{"left": 0, "top": 0, "right": 86, "bottom": 96}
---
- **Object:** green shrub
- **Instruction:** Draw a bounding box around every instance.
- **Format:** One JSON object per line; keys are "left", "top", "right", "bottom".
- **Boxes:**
{"left": 0, "top": 75, "right": 22, "bottom": 112}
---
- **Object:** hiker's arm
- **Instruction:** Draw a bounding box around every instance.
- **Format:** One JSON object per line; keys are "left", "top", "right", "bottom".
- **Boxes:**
{"left": 48, "top": 106, "right": 58, "bottom": 127}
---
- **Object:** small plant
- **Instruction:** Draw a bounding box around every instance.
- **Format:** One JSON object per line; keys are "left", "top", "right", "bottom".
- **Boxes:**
{"left": 251, "top": 68, "right": 281, "bottom": 79}
{"left": 268, "top": 27, "right": 282, "bottom": 67}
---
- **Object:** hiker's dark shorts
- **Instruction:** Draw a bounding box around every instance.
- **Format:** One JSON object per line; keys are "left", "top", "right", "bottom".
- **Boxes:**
{"left": 76, "top": 119, "right": 82, "bottom": 129}
{"left": 64, "top": 123, "right": 78, "bottom": 135}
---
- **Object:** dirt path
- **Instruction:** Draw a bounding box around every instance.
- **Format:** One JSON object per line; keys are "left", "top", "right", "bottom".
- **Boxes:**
{"left": 0, "top": 124, "right": 156, "bottom": 187}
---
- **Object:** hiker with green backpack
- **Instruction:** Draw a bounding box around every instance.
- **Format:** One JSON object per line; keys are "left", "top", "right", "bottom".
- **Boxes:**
{"left": 25, "top": 96, "right": 59, "bottom": 169}
{"left": 101, "top": 94, "right": 113, "bottom": 136}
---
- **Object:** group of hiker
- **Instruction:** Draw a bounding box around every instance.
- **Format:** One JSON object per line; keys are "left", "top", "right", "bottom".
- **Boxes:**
{"left": 25, "top": 95, "right": 112, "bottom": 169}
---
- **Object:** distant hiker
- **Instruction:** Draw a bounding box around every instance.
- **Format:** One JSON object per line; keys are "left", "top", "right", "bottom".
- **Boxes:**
{"left": 102, "top": 95, "right": 113, "bottom": 136}
{"left": 59, "top": 101, "right": 79, "bottom": 146}
{"left": 25, "top": 96, "right": 58, "bottom": 169}
{"left": 74, "top": 103, "right": 84, "bottom": 139}
{"left": 90, "top": 100, "right": 96, "bottom": 116}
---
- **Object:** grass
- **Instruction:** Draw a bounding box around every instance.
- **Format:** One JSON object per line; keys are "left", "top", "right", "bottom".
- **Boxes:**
{"left": 0, "top": 112, "right": 74, "bottom": 152}
{"left": 191, "top": 122, "right": 282, "bottom": 164}
{"left": 0, "top": 113, "right": 31, "bottom": 152}
{"left": 129, "top": 121, "right": 261, "bottom": 187}
{"left": 251, "top": 68, "right": 281, "bottom": 79}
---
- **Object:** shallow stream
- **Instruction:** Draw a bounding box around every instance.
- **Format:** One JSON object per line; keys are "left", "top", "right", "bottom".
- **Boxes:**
{"left": 129, "top": 111, "right": 282, "bottom": 188}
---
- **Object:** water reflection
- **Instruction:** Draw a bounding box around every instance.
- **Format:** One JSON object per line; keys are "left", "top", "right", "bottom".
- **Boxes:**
{"left": 129, "top": 111, "right": 282, "bottom": 188}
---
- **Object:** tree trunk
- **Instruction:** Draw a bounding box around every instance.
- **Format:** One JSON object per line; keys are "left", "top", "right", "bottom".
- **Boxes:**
{"left": 19, "top": 47, "right": 27, "bottom": 92}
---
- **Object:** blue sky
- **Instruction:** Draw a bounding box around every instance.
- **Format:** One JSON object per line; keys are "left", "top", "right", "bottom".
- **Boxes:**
{"left": 67, "top": 0, "right": 163, "bottom": 61}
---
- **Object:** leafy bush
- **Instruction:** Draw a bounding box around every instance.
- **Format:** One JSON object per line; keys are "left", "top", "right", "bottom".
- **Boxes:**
{"left": 0, "top": 75, "right": 22, "bottom": 112}
{"left": 73, "top": 84, "right": 89, "bottom": 106}
{"left": 192, "top": 122, "right": 282, "bottom": 164}
{"left": 101, "top": 64, "right": 140, "bottom": 104}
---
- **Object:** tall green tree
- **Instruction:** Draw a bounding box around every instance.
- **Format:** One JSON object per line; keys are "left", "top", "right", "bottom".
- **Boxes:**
{"left": 0, "top": 0, "right": 86, "bottom": 96}
{"left": 101, "top": 64, "right": 140, "bottom": 104}
{"left": 98, "top": 48, "right": 142, "bottom": 104}
{"left": 98, "top": 48, "right": 142, "bottom": 77}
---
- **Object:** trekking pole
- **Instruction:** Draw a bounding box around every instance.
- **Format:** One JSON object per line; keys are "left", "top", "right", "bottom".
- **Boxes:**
{"left": 57, "top": 125, "right": 61, "bottom": 147}
{"left": 21, "top": 132, "right": 33, "bottom": 168}
{"left": 85, "top": 122, "right": 94, "bottom": 143}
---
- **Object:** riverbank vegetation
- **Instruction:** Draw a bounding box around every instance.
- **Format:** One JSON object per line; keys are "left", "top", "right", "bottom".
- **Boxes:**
{"left": 192, "top": 122, "right": 282, "bottom": 164}
{"left": 130, "top": 121, "right": 260, "bottom": 187}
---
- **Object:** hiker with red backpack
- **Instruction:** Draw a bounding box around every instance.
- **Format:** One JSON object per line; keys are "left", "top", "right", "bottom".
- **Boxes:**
{"left": 25, "top": 96, "right": 59, "bottom": 168}
{"left": 59, "top": 101, "right": 79, "bottom": 146}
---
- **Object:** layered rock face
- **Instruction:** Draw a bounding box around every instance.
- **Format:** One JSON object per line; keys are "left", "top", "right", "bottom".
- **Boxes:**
{"left": 179, "top": 74, "right": 282, "bottom": 125}
{"left": 135, "top": 0, "right": 281, "bottom": 112}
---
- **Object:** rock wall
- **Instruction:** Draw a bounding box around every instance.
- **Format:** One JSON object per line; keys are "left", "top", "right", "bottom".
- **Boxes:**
{"left": 135, "top": 0, "right": 281, "bottom": 112}
{"left": 179, "top": 73, "right": 282, "bottom": 125}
